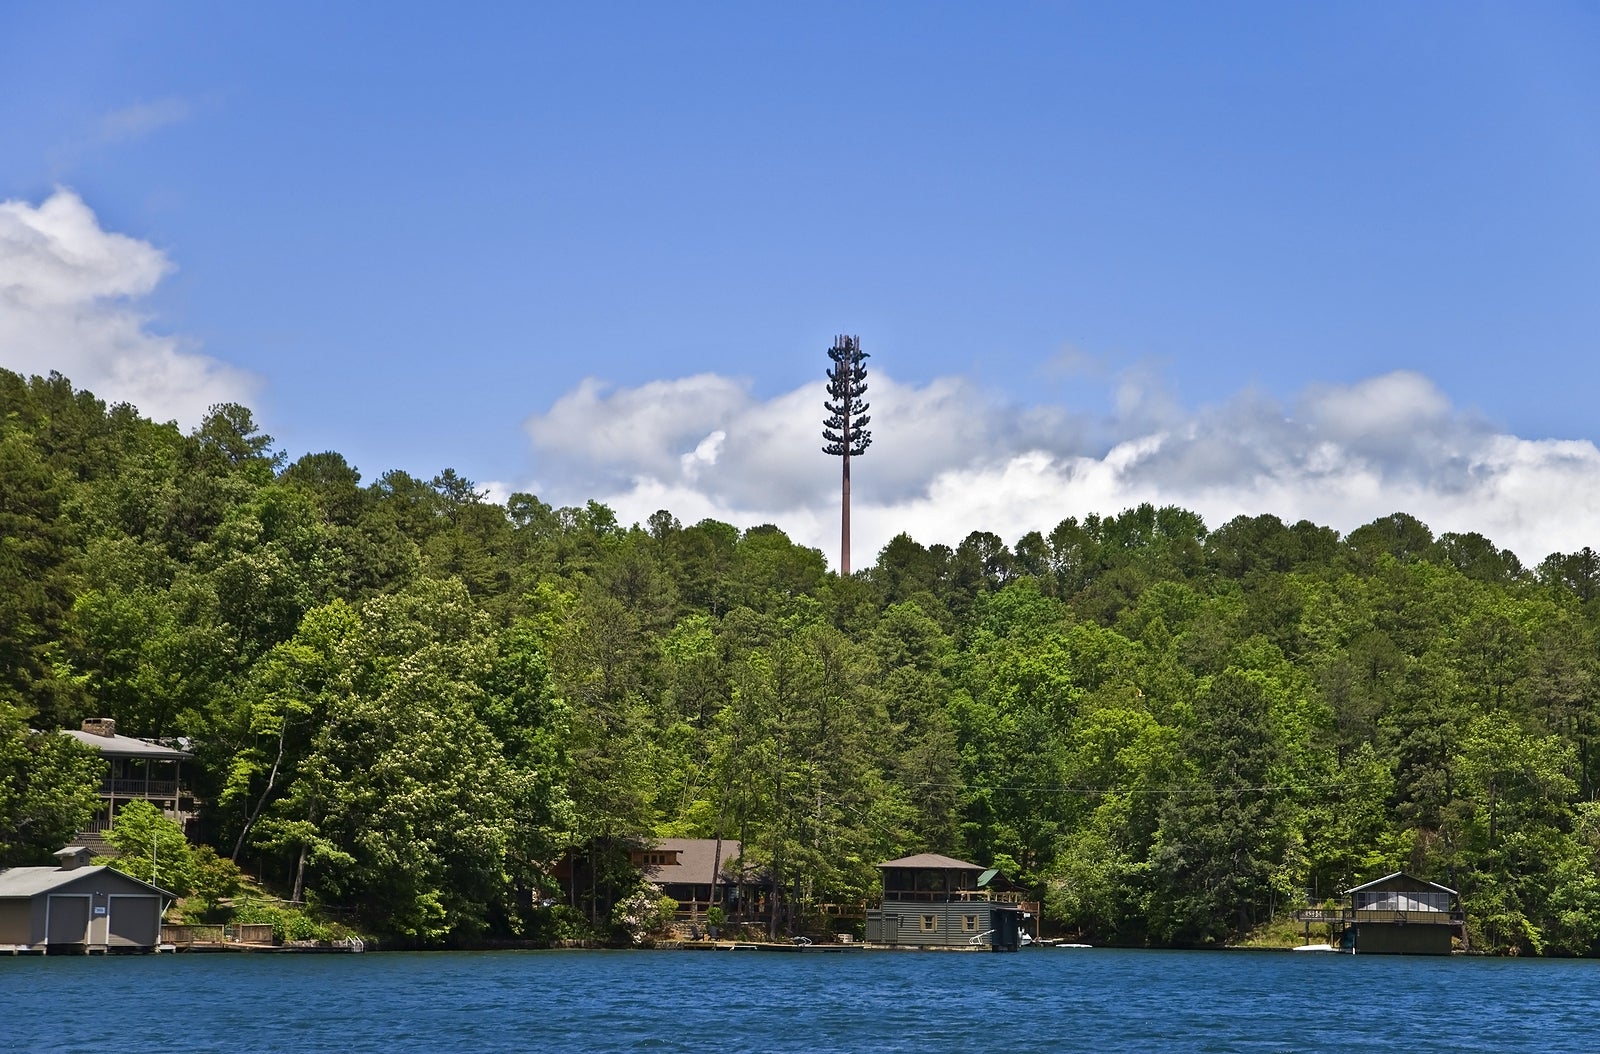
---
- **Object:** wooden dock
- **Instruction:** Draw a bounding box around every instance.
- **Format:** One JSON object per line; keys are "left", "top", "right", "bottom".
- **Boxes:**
{"left": 666, "top": 939, "right": 864, "bottom": 953}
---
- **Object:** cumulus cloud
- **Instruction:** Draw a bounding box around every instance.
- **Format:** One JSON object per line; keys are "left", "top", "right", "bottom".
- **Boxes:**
{"left": 523, "top": 366, "right": 1600, "bottom": 568}
{"left": 526, "top": 370, "right": 1088, "bottom": 508}
{"left": 0, "top": 188, "right": 258, "bottom": 425}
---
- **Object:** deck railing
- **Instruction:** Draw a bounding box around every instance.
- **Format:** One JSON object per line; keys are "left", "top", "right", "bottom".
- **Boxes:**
{"left": 103, "top": 778, "right": 181, "bottom": 798}
{"left": 161, "top": 923, "right": 277, "bottom": 945}
{"left": 161, "top": 924, "right": 224, "bottom": 945}
{"left": 1296, "top": 907, "right": 1463, "bottom": 926}
{"left": 879, "top": 890, "right": 1026, "bottom": 904}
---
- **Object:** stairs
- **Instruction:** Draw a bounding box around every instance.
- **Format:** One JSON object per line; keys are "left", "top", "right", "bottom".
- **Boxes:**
{"left": 70, "top": 831, "right": 115, "bottom": 858}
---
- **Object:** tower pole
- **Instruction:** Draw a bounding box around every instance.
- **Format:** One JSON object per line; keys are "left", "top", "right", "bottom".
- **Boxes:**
{"left": 841, "top": 430, "right": 852, "bottom": 576}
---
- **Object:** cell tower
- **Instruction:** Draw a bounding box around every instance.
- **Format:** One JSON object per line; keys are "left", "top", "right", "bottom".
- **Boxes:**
{"left": 823, "top": 335, "right": 872, "bottom": 575}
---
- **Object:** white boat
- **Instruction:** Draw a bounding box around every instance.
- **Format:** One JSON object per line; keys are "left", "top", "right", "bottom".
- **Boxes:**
{"left": 1291, "top": 942, "right": 1337, "bottom": 953}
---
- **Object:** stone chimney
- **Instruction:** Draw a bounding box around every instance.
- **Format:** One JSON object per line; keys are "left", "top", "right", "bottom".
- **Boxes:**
{"left": 81, "top": 717, "right": 117, "bottom": 738}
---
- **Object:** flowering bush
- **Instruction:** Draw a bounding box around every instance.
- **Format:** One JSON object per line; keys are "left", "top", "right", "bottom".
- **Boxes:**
{"left": 610, "top": 885, "right": 677, "bottom": 943}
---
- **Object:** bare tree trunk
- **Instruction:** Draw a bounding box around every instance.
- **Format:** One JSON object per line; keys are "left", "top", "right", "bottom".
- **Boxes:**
{"left": 769, "top": 848, "right": 782, "bottom": 940}
{"left": 232, "top": 721, "right": 289, "bottom": 861}
{"left": 737, "top": 813, "right": 749, "bottom": 922}
{"left": 290, "top": 799, "right": 317, "bottom": 904}
{"left": 708, "top": 724, "right": 751, "bottom": 917}
{"left": 709, "top": 828, "right": 725, "bottom": 910}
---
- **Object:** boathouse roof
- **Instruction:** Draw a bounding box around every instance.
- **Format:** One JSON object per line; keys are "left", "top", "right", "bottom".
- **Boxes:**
{"left": 0, "top": 865, "right": 174, "bottom": 900}
{"left": 1343, "top": 871, "right": 1457, "bottom": 896}
{"left": 877, "top": 853, "right": 984, "bottom": 871}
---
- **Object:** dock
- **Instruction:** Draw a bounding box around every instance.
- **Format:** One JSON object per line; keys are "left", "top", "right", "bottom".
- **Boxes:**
{"left": 666, "top": 939, "right": 864, "bottom": 953}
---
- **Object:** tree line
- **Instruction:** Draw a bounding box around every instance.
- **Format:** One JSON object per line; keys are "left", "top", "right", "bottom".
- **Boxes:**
{"left": 5, "top": 367, "right": 1600, "bottom": 952}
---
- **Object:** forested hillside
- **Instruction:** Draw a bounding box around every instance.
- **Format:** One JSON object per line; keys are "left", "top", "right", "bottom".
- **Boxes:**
{"left": 5, "top": 368, "right": 1600, "bottom": 952}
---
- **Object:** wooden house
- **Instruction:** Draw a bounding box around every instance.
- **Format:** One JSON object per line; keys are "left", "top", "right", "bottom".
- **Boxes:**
{"left": 0, "top": 847, "right": 176, "bottom": 954}
{"left": 864, "top": 853, "right": 1030, "bottom": 951}
{"left": 1298, "top": 871, "right": 1462, "bottom": 955}
{"left": 63, "top": 718, "right": 195, "bottom": 851}
{"left": 558, "top": 837, "right": 765, "bottom": 924}
{"left": 630, "top": 838, "right": 743, "bottom": 918}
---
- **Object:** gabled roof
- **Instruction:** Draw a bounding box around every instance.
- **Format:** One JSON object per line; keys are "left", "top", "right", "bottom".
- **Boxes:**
{"left": 1343, "top": 871, "right": 1457, "bottom": 896}
{"left": 877, "top": 853, "right": 984, "bottom": 871}
{"left": 642, "top": 839, "right": 742, "bottom": 886}
{"left": 62, "top": 729, "right": 189, "bottom": 760}
{"left": 0, "top": 865, "right": 176, "bottom": 899}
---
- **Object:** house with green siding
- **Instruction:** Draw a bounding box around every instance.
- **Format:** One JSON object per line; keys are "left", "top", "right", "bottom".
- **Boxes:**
{"left": 865, "top": 853, "right": 1029, "bottom": 951}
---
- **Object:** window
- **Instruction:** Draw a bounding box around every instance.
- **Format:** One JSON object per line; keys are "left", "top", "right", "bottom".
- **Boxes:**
{"left": 637, "top": 851, "right": 677, "bottom": 867}
{"left": 1354, "top": 890, "right": 1449, "bottom": 913}
{"left": 920, "top": 915, "right": 938, "bottom": 932}
{"left": 962, "top": 915, "right": 979, "bottom": 932}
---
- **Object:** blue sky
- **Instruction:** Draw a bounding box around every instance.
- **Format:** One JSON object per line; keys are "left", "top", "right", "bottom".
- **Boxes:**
{"left": 4, "top": 3, "right": 1600, "bottom": 565}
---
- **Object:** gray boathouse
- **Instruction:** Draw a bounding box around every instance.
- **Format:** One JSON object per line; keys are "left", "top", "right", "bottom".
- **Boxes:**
{"left": 0, "top": 847, "right": 176, "bottom": 953}
{"left": 865, "top": 853, "right": 1028, "bottom": 951}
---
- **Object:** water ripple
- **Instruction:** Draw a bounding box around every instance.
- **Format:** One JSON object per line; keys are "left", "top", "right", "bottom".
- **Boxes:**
{"left": 6, "top": 947, "right": 1600, "bottom": 1053}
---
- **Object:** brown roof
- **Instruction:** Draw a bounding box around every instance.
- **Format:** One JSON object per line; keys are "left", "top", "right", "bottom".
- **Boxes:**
{"left": 877, "top": 853, "right": 984, "bottom": 871}
{"left": 643, "top": 839, "right": 742, "bottom": 886}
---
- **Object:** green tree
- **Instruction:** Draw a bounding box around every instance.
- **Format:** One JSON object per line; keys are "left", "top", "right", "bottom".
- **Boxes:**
{"left": 0, "top": 709, "right": 104, "bottom": 865}
{"left": 0, "top": 426, "right": 82, "bottom": 725}
{"left": 104, "top": 799, "right": 195, "bottom": 895}
{"left": 253, "top": 581, "right": 524, "bottom": 942}
{"left": 1147, "top": 669, "right": 1293, "bottom": 944}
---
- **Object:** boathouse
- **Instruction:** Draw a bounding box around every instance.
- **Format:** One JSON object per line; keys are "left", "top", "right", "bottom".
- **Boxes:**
{"left": 1298, "top": 871, "right": 1462, "bottom": 955}
{"left": 864, "top": 853, "right": 1029, "bottom": 951}
{"left": 1341, "top": 872, "right": 1461, "bottom": 954}
{"left": 0, "top": 847, "right": 176, "bottom": 953}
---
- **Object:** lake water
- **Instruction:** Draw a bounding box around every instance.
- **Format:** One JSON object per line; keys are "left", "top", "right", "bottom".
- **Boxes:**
{"left": 4, "top": 947, "right": 1597, "bottom": 1052}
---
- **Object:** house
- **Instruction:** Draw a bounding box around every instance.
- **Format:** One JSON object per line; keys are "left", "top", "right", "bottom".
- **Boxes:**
{"left": 62, "top": 718, "right": 195, "bottom": 850}
{"left": 1298, "top": 871, "right": 1462, "bottom": 955}
{"left": 864, "top": 853, "right": 1030, "bottom": 951}
{"left": 630, "top": 838, "right": 743, "bottom": 918}
{"left": 0, "top": 846, "right": 176, "bottom": 953}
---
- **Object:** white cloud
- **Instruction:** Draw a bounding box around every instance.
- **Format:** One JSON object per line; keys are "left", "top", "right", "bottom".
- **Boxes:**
{"left": 528, "top": 374, "right": 755, "bottom": 485}
{"left": 680, "top": 430, "right": 725, "bottom": 479}
{"left": 522, "top": 366, "right": 1600, "bottom": 568}
{"left": 0, "top": 188, "right": 258, "bottom": 425}
{"left": 97, "top": 98, "right": 193, "bottom": 144}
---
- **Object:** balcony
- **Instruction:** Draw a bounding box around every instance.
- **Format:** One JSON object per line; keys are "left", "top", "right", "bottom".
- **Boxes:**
{"left": 102, "top": 778, "right": 180, "bottom": 798}
{"left": 880, "top": 889, "right": 1026, "bottom": 904}
{"left": 1296, "top": 907, "right": 1463, "bottom": 926}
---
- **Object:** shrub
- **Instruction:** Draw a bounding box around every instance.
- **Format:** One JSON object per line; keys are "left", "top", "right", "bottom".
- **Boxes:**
{"left": 231, "top": 897, "right": 337, "bottom": 944}
{"left": 610, "top": 885, "right": 676, "bottom": 944}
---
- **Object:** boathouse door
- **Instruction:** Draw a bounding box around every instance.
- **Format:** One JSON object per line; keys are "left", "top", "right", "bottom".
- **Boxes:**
{"left": 108, "top": 894, "right": 161, "bottom": 948}
{"left": 46, "top": 894, "right": 90, "bottom": 948}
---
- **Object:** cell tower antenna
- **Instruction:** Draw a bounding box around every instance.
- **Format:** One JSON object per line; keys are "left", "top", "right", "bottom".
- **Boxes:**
{"left": 822, "top": 335, "right": 872, "bottom": 575}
